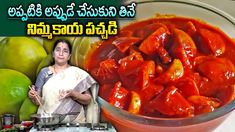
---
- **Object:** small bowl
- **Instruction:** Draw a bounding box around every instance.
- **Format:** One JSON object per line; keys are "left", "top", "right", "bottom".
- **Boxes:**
{"left": 95, "top": 0, "right": 235, "bottom": 132}
{"left": 21, "top": 121, "right": 33, "bottom": 127}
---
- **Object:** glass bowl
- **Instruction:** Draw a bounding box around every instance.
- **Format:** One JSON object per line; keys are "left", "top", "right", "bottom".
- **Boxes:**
{"left": 99, "top": 97, "right": 235, "bottom": 132}
{"left": 94, "top": 0, "right": 235, "bottom": 132}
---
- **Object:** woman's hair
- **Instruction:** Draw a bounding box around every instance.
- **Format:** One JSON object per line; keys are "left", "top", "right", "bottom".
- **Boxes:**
{"left": 52, "top": 39, "right": 72, "bottom": 54}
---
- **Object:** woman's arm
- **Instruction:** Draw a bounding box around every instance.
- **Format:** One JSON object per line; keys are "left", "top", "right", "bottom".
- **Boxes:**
{"left": 28, "top": 85, "right": 43, "bottom": 106}
{"left": 60, "top": 90, "right": 92, "bottom": 105}
{"left": 71, "top": 90, "right": 92, "bottom": 105}
{"left": 28, "top": 67, "right": 49, "bottom": 105}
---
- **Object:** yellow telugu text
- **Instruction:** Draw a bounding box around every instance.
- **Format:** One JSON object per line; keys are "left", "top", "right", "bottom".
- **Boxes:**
{"left": 27, "top": 21, "right": 118, "bottom": 39}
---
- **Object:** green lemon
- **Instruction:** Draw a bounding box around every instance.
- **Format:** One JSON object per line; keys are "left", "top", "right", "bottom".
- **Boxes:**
{"left": 0, "top": 37, "right": 47, "bottom": 82}
{"left": 43, "top": 37, "right": 75, "bottom": 54}
{"left": 19, "top": 97, "right": 38, "bottom": 121}
{"left": 70, "top": 37, "right": 92, "bottom": 68}
{"left": 0, "top": 69, "right": 31, "bottom": 121}
{"left": 0, "top": 37, "right": 4, "bottom": 41}
{"left": 36, "top": 54, "right": 53, "bottom": 75}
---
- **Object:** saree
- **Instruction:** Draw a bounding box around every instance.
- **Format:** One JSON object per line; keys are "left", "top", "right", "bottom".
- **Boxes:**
{"left": 37, "top": 66, "right": 98, "bottom": 123}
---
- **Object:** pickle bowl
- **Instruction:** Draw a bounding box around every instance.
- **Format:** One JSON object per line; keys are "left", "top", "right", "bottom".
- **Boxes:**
{"left": 98, "top": 97, "right": 235, "bottom": 132}
{"left": 90, "top": 0, "right": 235, "bottom": 132}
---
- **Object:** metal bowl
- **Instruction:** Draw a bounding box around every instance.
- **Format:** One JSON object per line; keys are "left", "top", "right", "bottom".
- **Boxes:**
{"left": 31, "top": 114, "right": 61, "bottom": 126}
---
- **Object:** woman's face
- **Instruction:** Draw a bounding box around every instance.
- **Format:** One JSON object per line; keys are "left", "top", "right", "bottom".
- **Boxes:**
{"left": 53, "top": 42, "right": 71, "bottom": 65}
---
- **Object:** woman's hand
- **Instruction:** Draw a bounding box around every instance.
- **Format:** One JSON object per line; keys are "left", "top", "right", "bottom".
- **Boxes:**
{"left": 59, "top": 89, "right": 72, "bottom": 100}
{"left": 28, "top": 85, "right": 41, "bottom": 105}
{"left": 59, "top": 89, "right": 92, "bottom": 104}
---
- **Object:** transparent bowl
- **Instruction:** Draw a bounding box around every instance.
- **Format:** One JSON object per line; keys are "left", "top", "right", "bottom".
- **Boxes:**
{"left": 95, "top": 0, "right": 235, "bottom": 132}
{"left": 98, "top": 97, "right": 235, "bottom": 132}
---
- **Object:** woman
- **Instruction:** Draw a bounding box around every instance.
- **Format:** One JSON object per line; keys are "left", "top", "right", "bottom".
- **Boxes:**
{"left": 28, "top": 39, "right": 97, "bottom": 123}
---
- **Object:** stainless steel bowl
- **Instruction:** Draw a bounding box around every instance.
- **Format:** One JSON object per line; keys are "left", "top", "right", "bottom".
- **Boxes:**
{"left": 31, "top": 112, "right": 79, "bottom": 126}
{"left": 31, "top": 114, "right": 60, "bottom": 126}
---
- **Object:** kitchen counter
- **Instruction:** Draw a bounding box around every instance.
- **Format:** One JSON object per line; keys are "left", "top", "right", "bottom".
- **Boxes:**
{"left": 29, "top": 126, "right": 117, "bottom": 132}
{"left": 29, "top": 123, "right": 117, "bottom": 132}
